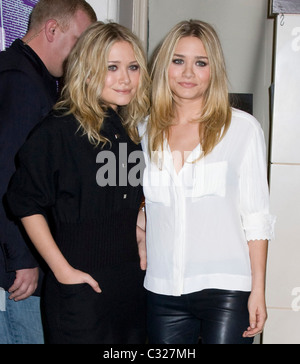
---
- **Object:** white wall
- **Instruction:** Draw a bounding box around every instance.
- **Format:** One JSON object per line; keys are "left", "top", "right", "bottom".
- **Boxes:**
{"left": 86, "top": 0, "right": 119, "bottom": 22}
{"left": 148, "top": 0, "right": 274, "bottom": 139}
{"left": 86, "top": 0, "right": 148, "bottom": 51}
{"left": 263, "top": 14, "right": 300, "bottom": 345}
{"left": 119, "top": 0, "right": 133, "bottom": 30}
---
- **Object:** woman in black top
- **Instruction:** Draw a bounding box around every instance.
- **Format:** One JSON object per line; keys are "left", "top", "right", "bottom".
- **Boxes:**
{"left": 6, "top": 22, "right": 150, "bottom": 344}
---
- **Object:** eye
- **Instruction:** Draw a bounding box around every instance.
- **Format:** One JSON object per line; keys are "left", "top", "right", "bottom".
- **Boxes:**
{"left": 172, "top": 58, "right": 184, "bottom": 65}
{"left": 129, "top": 64, "right": 140, "bottom": 71}
{"left": 196, "top": 60, "right": 208, "bottom": 67}
{"left": 108, "top": 65, "right": 118, "bottom": 71}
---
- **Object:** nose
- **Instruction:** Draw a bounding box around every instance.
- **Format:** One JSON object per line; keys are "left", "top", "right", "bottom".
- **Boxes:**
{"left": 182, "top": 62, "right": 195, "bottom": 79}
{"left": 119, "top": 68, "right": 131, "bottom": 85}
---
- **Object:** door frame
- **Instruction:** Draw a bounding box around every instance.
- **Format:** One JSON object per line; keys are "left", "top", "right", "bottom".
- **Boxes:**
{"left": 132, "top": 0, "right": 148, "bottom": 51}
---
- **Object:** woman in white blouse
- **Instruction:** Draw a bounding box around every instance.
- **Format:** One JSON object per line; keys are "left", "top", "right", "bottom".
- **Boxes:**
{"left": 139, "top": 20, "right": 275, "bottom": 344}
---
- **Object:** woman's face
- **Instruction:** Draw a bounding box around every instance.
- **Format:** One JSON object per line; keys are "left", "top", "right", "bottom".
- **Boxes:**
{"left": 168, "top": 36, "right": 211, "bottom": 106}
{"left": 101, "top": 41, "right": 140, "bottom": 110}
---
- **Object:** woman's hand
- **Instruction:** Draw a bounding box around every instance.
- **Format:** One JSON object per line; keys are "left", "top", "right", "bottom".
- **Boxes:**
{"left": 243, "top": 291, "right": 267, "bottom": 338}
{"left": 56, "top": 267, "right": 102, "bottom": 293}
{"left": 136, "top": 208, "right": 147, "bottom": 271}
{"left": 137, "top": 225, "right": 147, "bottom": 271}
{"left": 21, "top": 215, "right": 101, "bottom": 294}
{"left": 244, "top": 239, "right": 268, "bottom": 339}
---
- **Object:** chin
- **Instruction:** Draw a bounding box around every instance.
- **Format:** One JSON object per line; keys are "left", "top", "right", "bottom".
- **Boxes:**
{"left": 116, "top": 98, "right": 133, "bottom": 107}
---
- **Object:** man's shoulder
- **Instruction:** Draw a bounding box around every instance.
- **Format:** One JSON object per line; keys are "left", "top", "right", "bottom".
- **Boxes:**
{"left": 0, "top": 41, "right": 37, "bottom": 76}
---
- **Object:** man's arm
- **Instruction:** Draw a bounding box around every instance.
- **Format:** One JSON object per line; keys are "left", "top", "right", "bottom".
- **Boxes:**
{"left": 0, "top": 70, "right": 44, "bottom": 298}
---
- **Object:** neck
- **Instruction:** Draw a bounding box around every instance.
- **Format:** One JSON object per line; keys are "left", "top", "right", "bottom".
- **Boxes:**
{"left": 22, "top": 27, "right": 48, "bottom": 57}
{"left": 173, "top": 98, "right": 203, "bottom": 125}
{"left": 22, "top": 33, "right": 51, "bottom": 74}
{"left": 22, "top": 25, "right": 45, "bottom": 46}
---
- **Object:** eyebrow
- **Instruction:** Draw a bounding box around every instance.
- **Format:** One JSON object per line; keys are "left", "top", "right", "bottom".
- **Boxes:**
{"left": 108, "top": 60, "right": 139, "bottom": 64}
{"left": 173, "top": 54, "right": 208, "bottom": 59}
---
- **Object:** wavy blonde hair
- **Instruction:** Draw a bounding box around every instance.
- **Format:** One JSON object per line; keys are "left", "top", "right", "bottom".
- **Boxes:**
{"left": 148, "top": 20, "right": 231, "bottom": 158}
{"left": 55, "top": 22, "right": 150, "bottom": 145}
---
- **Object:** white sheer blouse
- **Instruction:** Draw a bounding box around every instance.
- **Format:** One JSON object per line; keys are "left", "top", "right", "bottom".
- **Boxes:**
{"left": 139, "top": 109, "right": 276, "bottom": 297}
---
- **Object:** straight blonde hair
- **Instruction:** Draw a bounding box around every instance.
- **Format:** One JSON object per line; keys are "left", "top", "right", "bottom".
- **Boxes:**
{"left": 55, "top": 22, "right": 150, "bottom": 146}
{"left": 148, "top": 20, "right": 231, "bottom": 159}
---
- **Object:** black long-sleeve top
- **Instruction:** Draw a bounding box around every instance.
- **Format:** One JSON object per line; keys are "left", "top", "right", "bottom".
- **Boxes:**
{"left": 7, "top": 109, "right": 145, "bottom": 275}
{"left": 0, "top": 39, "right": 58, "bottom": 292}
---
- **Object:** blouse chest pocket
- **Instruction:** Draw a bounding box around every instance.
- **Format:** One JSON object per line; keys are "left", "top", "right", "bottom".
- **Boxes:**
{"left": 143, "top": 163, "right": 171, "bottom": 206}
{"left": 192, "top": 161, "right": 228, "bottom": 201}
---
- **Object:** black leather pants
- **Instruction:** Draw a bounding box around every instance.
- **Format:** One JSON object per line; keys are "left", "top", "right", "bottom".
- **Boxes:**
{"left": 147, "top": 289, "right": 253, "bottom": 345}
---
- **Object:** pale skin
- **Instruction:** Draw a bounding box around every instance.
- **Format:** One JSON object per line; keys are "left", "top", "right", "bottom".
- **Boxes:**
{"left": 8, "top": 10, "right": 94, "bottom": 302}
{"left": 136, "top": 209, "right": 147, "bottom": 271}
{"left": 22, "top": 9, "right": 93, "bottom": 78}
{"left": 8, "top": 268, "right": 39, "bottom": 302}
{"left": 167, "top": 36, "right": 268, "bottom": 338}
{"left": 244, "top": 240, "right": 268, "bottom": 338}
{"left": 19, "top": 41, "right": 146, "bottom": 294}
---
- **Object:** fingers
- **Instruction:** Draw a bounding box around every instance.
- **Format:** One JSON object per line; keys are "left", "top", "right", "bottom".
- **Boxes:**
{"left": 8, "top": 269, "right": 39, "bottom": 301}
{"left": 8, "top": 281, "right": 37, "bottom": 301}
{"left": 243, "top": 325, "right": 262, "bottom": 338}
{"left": 56, "top": 268, "right": 102, "bottom": 293}
{"left": 85, "top": 275, "right": 102, "bottom": 294}
{"left": 243, "top": 311, "right": 266, "bottom": 338}
{"left": 89, "top": 283, "right": 102, "bottom": 294}
{"left": 137, "top": 231, "right": 147, "bottom": 271}
{"left": 140, "top": 257, "right": 147, "bottom": 271}
{"left": 138, "top": 242, "right": 147, "bottom": 271}
{"left": 249, "top": 312, "right": 259, "bottom": 332}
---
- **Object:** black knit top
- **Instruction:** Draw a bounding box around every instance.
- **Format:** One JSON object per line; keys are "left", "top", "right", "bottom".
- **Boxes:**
{"left": 7, "top": 108, "right": 145, "bottom": 275}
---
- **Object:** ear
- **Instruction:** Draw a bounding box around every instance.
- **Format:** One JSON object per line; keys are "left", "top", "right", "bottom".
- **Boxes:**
{"left": 45, "top": 19, "right": 59, "bottom": 42}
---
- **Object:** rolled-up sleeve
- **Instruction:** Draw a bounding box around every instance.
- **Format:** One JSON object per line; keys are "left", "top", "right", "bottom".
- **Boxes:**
{"left": 6, "top": 122, "right": 58, "bottom": 220}
{"left": 239, "top": 126, "right": 276, "bottom": 241}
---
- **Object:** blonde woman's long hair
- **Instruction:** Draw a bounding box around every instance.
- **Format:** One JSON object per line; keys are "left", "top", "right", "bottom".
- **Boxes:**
{"left": 55, "top": 22, "right": 150, "bottom": 146}
{"left": 148, "top": 20, "right": 232, "bottom": 159}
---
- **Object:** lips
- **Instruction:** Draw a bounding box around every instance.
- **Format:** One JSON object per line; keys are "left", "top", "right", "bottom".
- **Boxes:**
{"left": 178, "top": 82, "right": 197, "bottom": 88}
{"left": 114, "top": 89, "right": 132, "bottom": 95}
